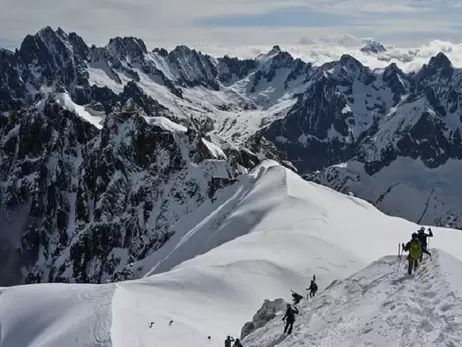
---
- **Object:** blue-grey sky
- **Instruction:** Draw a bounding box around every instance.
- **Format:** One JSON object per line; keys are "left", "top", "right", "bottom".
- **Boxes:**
{"left": 0, "top": 0, "right": 461, "bottom": 49}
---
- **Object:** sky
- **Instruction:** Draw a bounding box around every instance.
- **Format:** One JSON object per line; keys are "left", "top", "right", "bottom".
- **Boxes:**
{"left": 0, "top": 0, "right": 461, "bottom": 50}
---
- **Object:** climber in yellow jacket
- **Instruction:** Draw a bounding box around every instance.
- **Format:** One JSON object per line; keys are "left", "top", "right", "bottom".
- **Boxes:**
{"left": 402, "top": 233, "right": 431, "bottom": 275}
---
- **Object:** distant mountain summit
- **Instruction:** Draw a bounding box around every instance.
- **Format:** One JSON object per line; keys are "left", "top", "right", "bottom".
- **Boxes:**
{"left": 360, "top": 41, "right": 387, "bottom": 54}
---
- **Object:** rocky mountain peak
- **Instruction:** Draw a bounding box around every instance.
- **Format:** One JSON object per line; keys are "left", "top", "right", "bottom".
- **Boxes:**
{"left": 428, "top": 52, "right": 452, "bottom": 69}
{"left": 107, "top": 36, "right": 148, "bottom": 59}
{"left": 255, "top": 45, "right": 285, "bottom": 62}
{"left": 153, "top": 47, "right": 169, "bottom": 57}
{"left": 360, "top": 41, "right": 386, "bottom": 54}
{"left": 271, "top": 45, "right": 281, "bottom": 52}
{"left": 339, "top": 54, "right": 363, "bottom": 69}
{"left": 417, "top": 52, "right": 454, "bottom": 83}
{"left": 383, "top": 62, "right": 404, "bottom": 79}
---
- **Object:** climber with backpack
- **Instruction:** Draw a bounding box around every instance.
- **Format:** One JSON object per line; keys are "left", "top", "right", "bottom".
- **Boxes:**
{"left": 402, "top": 233, "right": 431, "bottom": 275}
{"left": 282, "top": 303, "right": 299, "bottom": 334}
{"left": 307, "top": 277, "right": 318, "bottom": 298}
{"left": 417, "top": 227, "right": 433, "bottom": 262}
{"left": 291, "top": 290, "right": 303, "bottom": 305}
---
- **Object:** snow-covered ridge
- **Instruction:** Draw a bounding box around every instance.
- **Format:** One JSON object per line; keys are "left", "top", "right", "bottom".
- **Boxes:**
{"left": 244, "top": 250, "right": 462, "bottom": 347}
{"left": 1, "top": 161, "right": 462, "bottom": 347}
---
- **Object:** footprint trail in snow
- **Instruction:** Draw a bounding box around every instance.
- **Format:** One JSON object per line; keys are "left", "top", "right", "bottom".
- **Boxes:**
{"left": 244, "top": 250, "right": 462, "bottom": 347}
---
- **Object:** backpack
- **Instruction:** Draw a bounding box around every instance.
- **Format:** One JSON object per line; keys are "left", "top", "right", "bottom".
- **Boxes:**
{"left": 409, "top": 240, "right": 421, "bottom": 260}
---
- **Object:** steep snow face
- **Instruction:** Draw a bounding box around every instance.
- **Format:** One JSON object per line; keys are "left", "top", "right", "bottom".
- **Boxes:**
{"left": 54, "top": 92, "right": 104, "bottom": 129}
{"left": 1, "top": 162, "right": 462, "bottom": 347}
{"left": 243, "top": 250, "right": 462, "bottom": 347}
{"left": 0, "top": 99, "right": 259, "bottom": 285}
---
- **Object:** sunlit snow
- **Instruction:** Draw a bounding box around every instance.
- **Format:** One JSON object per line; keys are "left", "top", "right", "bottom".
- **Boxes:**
{"left": 1, "top": 161, "right": 462, "bottom": 347}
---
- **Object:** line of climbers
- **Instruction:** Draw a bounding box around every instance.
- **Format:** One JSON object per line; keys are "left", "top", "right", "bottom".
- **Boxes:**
{"left": 401, "top": 226, "right": 433, "bottom": 275}
{"left": 224, "top": 276, "right": 318, "bottom": 346}
{"left": 224, "top": 226, "right": 434, "bottom": 346}
{"left": 284, "top": 276, "right": 317, "bottom": 335}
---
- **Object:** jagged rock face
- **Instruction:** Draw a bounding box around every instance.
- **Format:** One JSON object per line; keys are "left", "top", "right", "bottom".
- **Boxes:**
{"left": 264, "top": 75, "right": 354, "bottom": 172}
{"left": 261, "top": 51, "right": 462, "bottom": 174}
{"left": 217, "top": 56, "right": 258, "bottom": 85}
{"left": 240, "top": 298, "right": 287, "bottom": 340}
{"left": 0, "top": 99, "right": 259, "bottom": 285}
{"left": 253, "top": 52, "right": 462, "bottom": 228}
{"left": 2, "top": 26, "right": 462, "bottom": 263}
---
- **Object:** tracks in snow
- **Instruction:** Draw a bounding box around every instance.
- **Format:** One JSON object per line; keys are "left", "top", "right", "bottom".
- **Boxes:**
{"left": 78, "top": 284, "right": 115, "bottom": 346}
{"left": 246, "top": 251, "right": 462, "bottom": 347}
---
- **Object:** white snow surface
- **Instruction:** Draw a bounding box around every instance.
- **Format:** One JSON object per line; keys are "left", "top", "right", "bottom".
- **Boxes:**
{"left": 1, "top": 161, "right": 462, "bottom": 347}
{"left": 143, "top": 116, "right": 188, "bottom": 132}
{"left": 201, "top": 138, "right": 227, "bottom": 159}
{"left": 54, "top": 93, "right": 104, "bottom": 129}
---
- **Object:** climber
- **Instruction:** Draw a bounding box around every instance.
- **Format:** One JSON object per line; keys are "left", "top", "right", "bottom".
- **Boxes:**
{"left": 225, "top": 336, "right": 234, "bottom": 347}
{"left": 232, "top": 338, "right": 243, "bottom": 347}
{"left": 282, "top": 303, "right": 299, "bottom": 334}
{"left": 402, "top": 233, "right": 430, "bottom": 275}
{"left": 307, "top": 279, "right": 318, "bottom": 298}
{"left": 291, "top": 291, "right": 303, "bottom": 305}
{"left": 417, "top": 227, "right": 433, "bottom": 261}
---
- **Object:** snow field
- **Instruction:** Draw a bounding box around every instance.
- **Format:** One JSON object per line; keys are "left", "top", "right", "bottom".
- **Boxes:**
{"left": 111, "top": 160, "right": 462, "bottom": 347}
{"left": 0, "top": 283, "right": 115, "bottom": 347}
{"left": 55, "top": 93, "right": 104, "bottom": 129}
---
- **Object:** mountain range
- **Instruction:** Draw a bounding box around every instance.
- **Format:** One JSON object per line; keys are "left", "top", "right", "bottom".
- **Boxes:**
{"left": 1, "top": 26, "right": 462, "bottom": 285}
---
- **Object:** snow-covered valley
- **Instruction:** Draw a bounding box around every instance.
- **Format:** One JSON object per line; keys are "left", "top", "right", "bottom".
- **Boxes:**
{"left": 1, "top": 161, "right": 462, "bottom": 347}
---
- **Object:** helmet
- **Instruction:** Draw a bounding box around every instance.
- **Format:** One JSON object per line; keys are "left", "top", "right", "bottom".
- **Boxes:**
{"left": 419, "top": 226, "right": 425, "bottom": 232}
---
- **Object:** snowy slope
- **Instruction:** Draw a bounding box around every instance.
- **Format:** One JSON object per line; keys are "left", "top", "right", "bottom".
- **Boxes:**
{"left": 140, "top": 160, "right": 462, "bottom": 280}
{"left": 54, "top": 92, "right": 105, "bottom": 129}
{"left": 243, "top": 250, "right": 462, "bottom": 347}
{"left": 2, "top": 161, "right": 462, "bottom": 347}
{"left": 0, "top": 283, "right": 114, "bottom": 347}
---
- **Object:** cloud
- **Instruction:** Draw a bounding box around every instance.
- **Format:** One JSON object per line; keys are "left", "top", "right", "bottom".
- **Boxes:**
{"left": 0, "top": 0, "right": 461, "bottom": 50}
{"left": 178, "top": 37, "right": 462, "bottom": 72}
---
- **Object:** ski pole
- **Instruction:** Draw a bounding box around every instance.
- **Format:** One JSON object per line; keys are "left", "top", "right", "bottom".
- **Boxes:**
{"left": 396, "top": 243, "right": 402, "bottom": 274}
